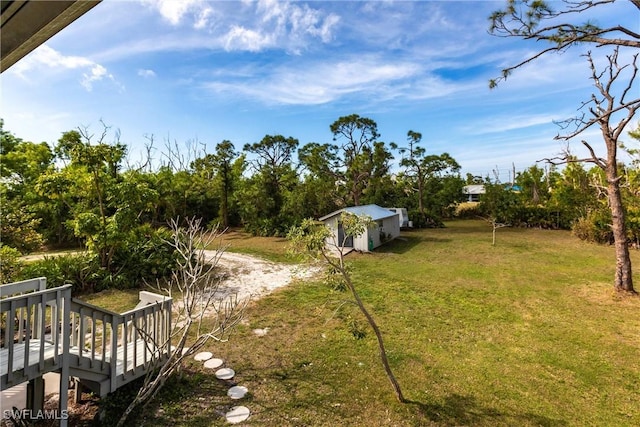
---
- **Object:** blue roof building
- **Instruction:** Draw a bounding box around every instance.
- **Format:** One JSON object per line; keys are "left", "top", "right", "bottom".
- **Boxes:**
{"left": 319, "top": 204, "right": 401, "bottom": 253}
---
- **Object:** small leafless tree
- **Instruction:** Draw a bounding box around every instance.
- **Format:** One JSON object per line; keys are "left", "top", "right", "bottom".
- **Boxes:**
{"left": 162, "top": 136, "right": 207, "bottom": 171}
{"left": 481, "top": 216, "right": 510, "bottom": 246}
{"left": 117, "top": 217, "right": 247, "bottom": 426}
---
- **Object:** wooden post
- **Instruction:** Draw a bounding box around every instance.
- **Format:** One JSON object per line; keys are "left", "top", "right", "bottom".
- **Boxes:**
{"left": 74, "top": 380, "right": 84, "bottom": 404}
{"left": 26, "top": 376, "right": 45, "bottom": 412}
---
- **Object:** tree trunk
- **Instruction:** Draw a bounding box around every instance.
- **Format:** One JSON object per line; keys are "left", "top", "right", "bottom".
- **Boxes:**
{"left": 344, "top": 275, "right": 405, "bottom": 402}
{"left": 606, "top": 165, "right": 635, "bottom": 293}
{"left": 221, "top": 165, "right": 230, "bottom": 228}
{"left": 418, "top": 178, "right": 425, "bottom": 215}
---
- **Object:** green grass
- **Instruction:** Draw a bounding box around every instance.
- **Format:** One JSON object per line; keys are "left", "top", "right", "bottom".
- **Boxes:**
{"left": 216, "top": 229, "right": 294, "bottom": 263}
{"left": 114, "top": 220, "right": 639, "bottom": 426}
{"left": 80, "top": 288, "right": 141, "bottom": 313}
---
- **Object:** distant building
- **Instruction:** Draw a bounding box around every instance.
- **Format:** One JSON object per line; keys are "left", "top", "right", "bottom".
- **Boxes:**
{"left": 463, "top": 185, "right": 485, "bottom": 202}
{"left": 319, "top": 204, "right": 401, "bottom": 252}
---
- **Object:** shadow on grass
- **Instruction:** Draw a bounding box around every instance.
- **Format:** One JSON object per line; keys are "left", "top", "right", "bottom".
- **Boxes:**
{"left": 407, "top": 394, "right": 568, "bottom": 427}
{"left": 376, "top": 235, "right": 450, "bottom": 254}
{"left": 99, "top": 367, "right": 237, "bottom": 427}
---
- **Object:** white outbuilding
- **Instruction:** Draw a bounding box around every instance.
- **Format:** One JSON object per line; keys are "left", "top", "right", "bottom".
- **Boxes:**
{"left": 318, "top": 204, "right": 401, "bottom": 252}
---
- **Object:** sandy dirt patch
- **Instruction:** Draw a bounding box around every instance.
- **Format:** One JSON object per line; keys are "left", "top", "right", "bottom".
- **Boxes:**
{"left": 19, "top": 250, "right": 320, "bottom": 302}
{"left": 203, "top": 251, "right": 321, "bottom": 302}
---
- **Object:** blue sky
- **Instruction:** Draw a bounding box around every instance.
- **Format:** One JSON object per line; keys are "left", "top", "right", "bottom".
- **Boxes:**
{"left": 1, "top": 0, "right": 638, "bottom": 180}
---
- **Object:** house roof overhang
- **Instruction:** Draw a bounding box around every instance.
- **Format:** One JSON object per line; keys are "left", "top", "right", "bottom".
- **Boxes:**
{"left": 1, "top": 0, "right": 101, "bottom": 72}
{"left": 319, "top": 204, "right": 398, "bottom": 222}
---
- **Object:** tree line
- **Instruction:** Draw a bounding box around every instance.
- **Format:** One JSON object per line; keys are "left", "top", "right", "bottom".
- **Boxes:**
{"left": 0, "top": 114, "right": 464, "bottom": 285}
{"left": 1, "top": 114, "right": 638, "bottom": 291}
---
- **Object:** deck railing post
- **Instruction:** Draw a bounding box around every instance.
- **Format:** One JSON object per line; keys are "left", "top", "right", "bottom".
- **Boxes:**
{"left": 7, "top": 299, "right": 16, "bottom": 384}
{"left": 59, "top": 285, "right": 71, "bottom": 427}
{"left": 33, "top": 277, "right": 46, "bottom": 340}
{"left": 26, "top": 376, "right": 45, "bottom": 412}
{"left": 110, "top": 315, "right": 119, "bottom": 392}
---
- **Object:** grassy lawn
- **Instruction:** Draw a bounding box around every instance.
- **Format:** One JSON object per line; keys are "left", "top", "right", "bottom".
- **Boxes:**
{"left": 107, "top": 220, "right": 639, "bottom": 426}
{"left": 217, "top": 228, "right": 293, "bottom": 262}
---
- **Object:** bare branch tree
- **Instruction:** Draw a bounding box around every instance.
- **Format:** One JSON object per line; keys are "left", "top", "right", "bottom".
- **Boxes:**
{"left": 489, "top": 0, "right": 640, "bottom": 87}
{"left": 479, "top": 216, "right": 510, "bottom": 246}
{"left": 546, "top": 50, "right": 638, "bottom": 292}
{"left": 489, "top": 0, "right": 639, "bottom": 293}
{"left": 161, "top": 136, "right": 207, "bottom": 172}
{"left": 117, "top": 217, "right": 247, "bottom": 426}
{"left": 125, "top": 133, "right": 157, "bottom": 173}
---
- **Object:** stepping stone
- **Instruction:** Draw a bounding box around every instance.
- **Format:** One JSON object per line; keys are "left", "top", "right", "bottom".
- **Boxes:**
{"left": 181, "top": 347, "right": 190, "bottom": 356}
{"left": 204, "top": 358, "right": 224, "bottom": 369}
{"left": 225, "top": 406, "right": 250, "bottom": 424}
{"left": 227, "top": 385, "right": 248, "bottom": 400}
{"left": 194, "top": 351, "right": 213, "bottom": 362}
{"left": 215, "top": 367, "right": 235, "bottom": 380}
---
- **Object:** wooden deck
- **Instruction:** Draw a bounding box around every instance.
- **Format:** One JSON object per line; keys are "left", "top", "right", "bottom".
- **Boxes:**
{"left": 1, "top": 339, "right": 164, "bottom": 378}
{"left": 1, "top": 340, "right": 61, "bottom": 376}
{"left": 1, "top": 278, "right": 172, "bottom": 426}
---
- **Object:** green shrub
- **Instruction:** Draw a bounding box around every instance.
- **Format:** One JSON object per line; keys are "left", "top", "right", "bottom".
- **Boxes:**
{"left": 0, "top": 196, "right": 44, "bottom": 254}
{"left": 572, "top": 211, "right": 614, "bottom": 244}
{"left": 627, "top": 204, "right": 640, "bottom": 247}
{"left": 18, "top": 253, "right": 100, "bottom": 294}
{"left": 409, "top": 209, "right": 444, "bottom": 228}
{"left": 15, "top": 226, "right": 178, "bottom": 293}
{"left": 109, "top": 225, "right": 177, "bottom": 289}
{"left": 0, "top": 245, "right": 23, "bottom": 283}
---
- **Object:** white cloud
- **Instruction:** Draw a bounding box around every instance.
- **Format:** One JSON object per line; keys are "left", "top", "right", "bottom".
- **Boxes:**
{"left": 143, "top": 0, "right": 203, "bottom": 26}
{"left": 10, "top": 45, "right": 118, "bottom": 92}
{"left": 203, "top": 56, "right": 420, "bottom": 105}
{"left": 251, "top": 0, "right": 340, "bottom": 53}
{"left": 194, "top": 6, "right": 214, "bottom": 30}
{"left": 465, "top": 113, "right": 559, "bottom": 135}
{"left": 222, "top": 25, "right": 275, "bottom": 52}
{"left": 11, "top": 45, "right": 93, "bottom": 76}
{"left": 140, "top": 0, "right": 339, "bottom": 53}
{"left": 81, "top": 64, "right": 116, "bottom": 91}
{"left": 138, "top": 69, "right": 157, "bottom": 78}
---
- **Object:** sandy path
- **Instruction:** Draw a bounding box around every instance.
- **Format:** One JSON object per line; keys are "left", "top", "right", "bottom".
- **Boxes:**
{"left": 203, "top": 251, "right": 320, "bottom": 302}
{"left": 19, "top": 250, "right": 319, "bottom": 303}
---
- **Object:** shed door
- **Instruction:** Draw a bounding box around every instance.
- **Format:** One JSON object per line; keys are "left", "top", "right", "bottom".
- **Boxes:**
{"left": 338, "top": 223, "right": 353, "bottom": 247}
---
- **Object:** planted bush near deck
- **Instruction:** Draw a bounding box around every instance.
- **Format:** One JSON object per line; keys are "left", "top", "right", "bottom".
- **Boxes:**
{"left": 16, "top": 227, "right": 177, "bottom": 293}
{"left": 18, "top": 253, "right": 100, "bottom": 293}
{"left": 0, "top": 244, "right": 23, "bottom": 283}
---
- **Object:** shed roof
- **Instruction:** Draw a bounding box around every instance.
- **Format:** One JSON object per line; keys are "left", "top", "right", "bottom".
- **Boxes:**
{"left": 319, "top": 204, "right": 397, "bottom": 222}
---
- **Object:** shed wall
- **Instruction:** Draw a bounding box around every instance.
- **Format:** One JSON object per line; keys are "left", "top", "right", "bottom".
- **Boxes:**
{"left": 321, "top": 211, "right": 400, "bottom": 252}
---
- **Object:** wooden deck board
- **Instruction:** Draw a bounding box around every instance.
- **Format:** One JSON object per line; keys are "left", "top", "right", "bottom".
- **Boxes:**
{"left": 0, "top": 341, "right": 59, "bottom": 377}
{"left": 2, "top": 339, "right": 164, "bottom": 379}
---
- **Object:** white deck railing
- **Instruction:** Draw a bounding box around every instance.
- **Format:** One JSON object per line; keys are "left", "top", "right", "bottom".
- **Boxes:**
{"left": 1, "top": 278, "right": 71, "bottom": 386}
{"left": 1, "top": 278, "right": 71, "bottom": 427}
{"left": 1, "top": 277, "right": 172, "bottom": 426}
{"left": 69, "top": 291, "right": 172, "bottom": 392}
